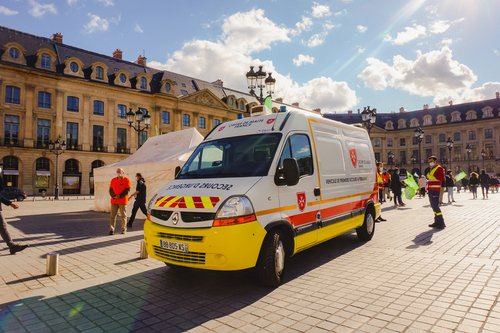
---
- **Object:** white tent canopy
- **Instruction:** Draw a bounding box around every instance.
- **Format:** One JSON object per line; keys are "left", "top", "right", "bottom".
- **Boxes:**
{"left": 93, "top": 127, "right": 204, "bottom": 212}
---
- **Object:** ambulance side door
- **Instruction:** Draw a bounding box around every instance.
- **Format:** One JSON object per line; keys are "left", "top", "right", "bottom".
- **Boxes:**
{"left": 276, "top": 133, "right": 320, "bottom": 252}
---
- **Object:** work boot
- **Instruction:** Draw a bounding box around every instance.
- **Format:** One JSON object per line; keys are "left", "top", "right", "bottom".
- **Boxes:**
{"left": 9, "top": 244, "right": 28, "bottom": 255}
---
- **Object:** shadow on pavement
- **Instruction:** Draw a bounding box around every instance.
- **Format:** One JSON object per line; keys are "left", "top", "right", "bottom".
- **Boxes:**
{"left": 406, "top": 229, "right": 437, "bottom": 249}
{"left": 0, "top": 233, "right": 365, "bottom": 332}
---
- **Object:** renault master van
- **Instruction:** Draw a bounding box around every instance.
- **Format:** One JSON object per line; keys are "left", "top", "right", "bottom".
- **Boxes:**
{"left": 144, "top": 107, "right": 380, "bottom": 286}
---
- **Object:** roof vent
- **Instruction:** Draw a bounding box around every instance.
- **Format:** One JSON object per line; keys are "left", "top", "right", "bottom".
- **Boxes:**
{"left": 136, "top": 55, "right": 147, "bottom": 66}
{"left": 399, "top": 107, "right": 405, "bottom": 113}
{"left": 112, "top": 49, "right": 123, "bottom": 60}
{"left": 51, "top": 33, "right": 63, "bottom": 44}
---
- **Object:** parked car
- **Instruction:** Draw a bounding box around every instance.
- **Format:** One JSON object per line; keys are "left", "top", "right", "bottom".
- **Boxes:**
{"left": 0, "top": 187, "right": 27, "bottom": 201}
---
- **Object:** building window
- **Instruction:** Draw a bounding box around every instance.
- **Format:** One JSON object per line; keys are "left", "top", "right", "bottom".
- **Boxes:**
{"left": 182, "top": 114, "right": 190, "bottom": 127}
{"left": 92, "top": 125, "right": 104, "bottom": 151}
{"left": 65, "top": 159, "right": 80, "bottom": 173}
{"left": 400, "top": 138, "right": 406, "bottom": 146}
{"left": 93, "top": 100, "right": 104, "bottom": 116}
{"left": 239, "top": 101, "right": 245, "bottom": 111}
{"left": 451, "top": 112, "right": 461, "bottom": 122}
{"left": 140, "top": 77, "right": 147, "bottom": 90}
{"left": 400, "top": 151, "right": 407, "bottom": 165}
{"left": 70, "top": 62, "right": 79, "bottom": 73}
{"left": 95, "top": 66, "right": 104, "bottom": 80}
{"left": 398, "top": 119, "right": 406, "bottom": 129}
{"left": 119, "top": 73, "right": 127, "bottom": 83}
{"left": 67, "top": 96, "right": 79, "bottom": 112}
{"left": 213, "top": 119, "right": 221, "bottom": 127}
{"left": 482, "top": 108, "right": 493, "bottom": 118}
{"left": 412, "top": 137, "right": 418, "bottom": 145}
{"left": 425, "top": 148, "right": 433, "bottom": 159}
{"left": 36, "top": 157, "right": 50, "bottom": 171}
{"left": 38, "top": 91, "right": 51, "bottom": 108}
{"left": 423, "top": 115, "right": 432, "bottom": 126}
{"left": 385, "top": 121, "right": 393, "bottom": 130}
{"left": 117, "top": 128, "right": 127, "bottom": 152}
{"left": 438, "top": 133, "right": 446, "bottom": 143}
{"left": 373, "top": 138, "right": 381, "bottom": 147}
{"left": 375, "top": 152, "right": 381, "bottom": 163}
{"left": 117, "top": 104, "right": 127, "bottom": 119}
{"left": 484, "top": 128, "right": 493, "bottom": 139}
{"left": 453, "top": 132, "right": 461, "bottom": 142}
{"left": 41, "top": 53, "right": 51, "bottom": 69}
{"left": 410, "top": 118, "right": 419, "bottom": 127}
{"left": 387, "top": 138, "right": 393, "bottom": 147}
{"left": 5, "top": 86, "right": 20, "bottom": 104}
{"left": 4, "top": 115, "right": 20, "bottom": 145}
{"left": 468, "top": 130, "right": 476, "bottom": 141}
{"left": 180, "top": 89, "right": 189, "bottom": 96}
{"left": 466, "top": 111, "right": 477, "bottom": 120}
{"left": 9, "top": 47, "right": 20, "bottom": 59}
{"left": 198, "top": 116, "right": 206, "bottom": 129}
{"left": 36, "top": 119, "right": 50, "bottom": 148}
{"left": 425, "top": 135, "right": 432, "bottom": 144}
{"left": 161, "top": 111, "right": 170, "bottom": 124}
{"left": 165, "top": 82, "right": 171, "bottom": 92}
{"left": 139, "top": 131, "right": 147, "bottom": 147}
{"left": 66, "top": 122, "right": 79, "bottom": 149}
{"left": 436, "top": 115, "right": 447, "bottom": 124}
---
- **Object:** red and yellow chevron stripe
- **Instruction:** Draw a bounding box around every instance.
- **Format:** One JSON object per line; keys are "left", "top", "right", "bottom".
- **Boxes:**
{"left": 154, "top": 196, "right": 221, "bottom": 209}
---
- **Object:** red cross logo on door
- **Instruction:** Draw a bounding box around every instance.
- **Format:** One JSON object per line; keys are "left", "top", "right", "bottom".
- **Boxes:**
{"left": 297, "top": 192, "right": 306, "bottom": 212}
{"left": 349, "top": 149, "right": 357, "bottom": 168}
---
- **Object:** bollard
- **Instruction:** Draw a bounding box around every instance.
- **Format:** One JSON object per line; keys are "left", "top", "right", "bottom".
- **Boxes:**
{"left": 46, "top": 252, "right": 59, "bottom": 276}
{"left": 139, "top": 240, "right": 148, "bottom": 259}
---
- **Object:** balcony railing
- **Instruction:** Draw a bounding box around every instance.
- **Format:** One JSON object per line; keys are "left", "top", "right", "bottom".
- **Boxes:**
{"left": 35, "top": 141, "right": 50, "bottom": 149}
{"left": 115, "top": 147, "right": 130, "bottom": 154}
{"left": 66, "top": 144, "right": 82, "bottom": 151}
{"left": 0, "top": 138, "right": 22, "bottom": 147}
{"left": 91, "top": 146, "right": 108, "bottom": 152}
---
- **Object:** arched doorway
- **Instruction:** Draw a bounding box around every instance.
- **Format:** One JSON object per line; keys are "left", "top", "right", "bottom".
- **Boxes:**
{"left": 62, "top": 158, "right": 81, "bottom": 194}
{"left": 34, "top": 157, "right": 51, "bottom": 194}
{"left": 89, "top": 160, "right": 105, "bottom": 195}
{"left": 2, "top": 156, "right": 19, "bottom": 187}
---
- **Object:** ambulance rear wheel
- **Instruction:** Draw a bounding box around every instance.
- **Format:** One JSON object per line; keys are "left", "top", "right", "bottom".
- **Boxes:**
{"left": 257, "top": 230, "right": 286, "bottom": 287}
{"left": 356, "top": 209, "right": 375, "bottom": 241}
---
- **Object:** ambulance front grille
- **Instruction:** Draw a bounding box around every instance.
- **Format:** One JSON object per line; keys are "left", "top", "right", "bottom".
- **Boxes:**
{"left": 157, "top": 232, "right": 204, "bottom": 242}
{"left": 181, "top": 212, "right": 215, "bottom": 222}
{"left": 153, "top": 246, "right": 206, "bottom": 264}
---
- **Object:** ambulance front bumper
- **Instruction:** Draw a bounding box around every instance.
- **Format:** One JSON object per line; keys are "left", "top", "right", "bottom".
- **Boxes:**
{"left": 143, "top": 219, "right": 267, "bottom": 271}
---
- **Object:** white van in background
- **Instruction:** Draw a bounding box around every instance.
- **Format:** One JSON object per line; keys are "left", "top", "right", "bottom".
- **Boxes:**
{"left": 144, "top": 107, "right": 379, "bottom": 286}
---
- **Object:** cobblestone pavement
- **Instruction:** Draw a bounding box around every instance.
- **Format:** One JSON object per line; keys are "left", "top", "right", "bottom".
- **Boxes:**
{"left": 0, "top": 191, "right": 499, "bottom": 332}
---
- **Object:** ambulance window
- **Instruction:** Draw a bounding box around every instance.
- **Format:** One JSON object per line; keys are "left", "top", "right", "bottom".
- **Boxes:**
{"left": 279, "top": 134, "right": 313, "bottom": 177}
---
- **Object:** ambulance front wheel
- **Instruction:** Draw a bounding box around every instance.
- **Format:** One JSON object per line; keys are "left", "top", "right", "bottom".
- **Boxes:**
{"left": 356, "top": 209, "right": 375, "bottom": 241}
{"left": 256, "top": 230, "right": 286, "bottom": 287}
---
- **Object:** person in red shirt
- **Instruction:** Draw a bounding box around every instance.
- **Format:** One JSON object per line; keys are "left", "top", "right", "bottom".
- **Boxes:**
{"left": 109, "top": 168, "right": 131, "bottom": 235}
{"left": 426, "top": 156, "right": 445, "bottom": 229}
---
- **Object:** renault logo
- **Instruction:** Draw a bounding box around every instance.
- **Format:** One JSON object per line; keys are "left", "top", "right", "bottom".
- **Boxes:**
{"left": 172, "top": 212, "right": 180, "bottom": 225}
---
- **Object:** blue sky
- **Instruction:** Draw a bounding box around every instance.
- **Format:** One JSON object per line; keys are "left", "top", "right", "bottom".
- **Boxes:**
{"left": 1, "top": 0, "right": 499, "bottom": 113}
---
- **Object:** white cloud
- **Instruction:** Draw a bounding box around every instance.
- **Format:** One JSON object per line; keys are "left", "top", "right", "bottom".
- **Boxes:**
{"left": 134, "top": 24, "right": 144, "bottom": 33}
{"left": 334, "top": 9, "right": 347, "bottom": 17}
{"left": 305, "top": 33, "right": 327, "bottom": 48}
{"left": 221, "top": 9, "right": 290, "bottom": 54}
{"left": 311, "top": 2, "right": 331, "bottom": 17}
{"left": 28, "top": 0, "right": 57, "bottom": 18}
{"left": 148, "top": 9, "right": 357, "bottom": 112}
{"left": 358, "top": 47, "right": 500, "bottom": 106}
{"left": 440, "top": 38, "right": 453, "bottom": 46}
{"left": 384, "top": 24, "right": 426, "bottom": 45}
{"left": 323, "top": 21, "right": 335, "bottom": 30}
{"left": 292, "top": 16, "right": 313, "bottom": 35}
{"left": 67, "top": 0, "right": 77, "bottom": 6}
{"left": 293, "top": 54, "right": 315, "bottom": 67}
{"left": 96, "top": 0, "right": 114, "bottom": 6}
{"left": 356, "top": 25, "right": 367, "bottom": 33}
{"left": 0, "top": 5, "right": 18, "bottom": 15}
{"left": 494, "top": 50, "right": 500, "bottom": 56}
{"left": 83, "top": 13, "right": 109, "bottom": 34}
{"left": 356, "top": 46, "right": 366, "bottom": 54}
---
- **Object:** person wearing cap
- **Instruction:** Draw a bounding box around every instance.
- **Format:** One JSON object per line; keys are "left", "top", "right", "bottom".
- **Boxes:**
{"left": 426, "top": 156, "right": 446, "bottom": 229}
{"left": 109, "top": 168, "right": 131, "bottom": 235}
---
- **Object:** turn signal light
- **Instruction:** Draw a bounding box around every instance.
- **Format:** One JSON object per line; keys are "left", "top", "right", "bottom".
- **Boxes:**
{"left": 213, "top": 214, "right": 256, "bottom": 227}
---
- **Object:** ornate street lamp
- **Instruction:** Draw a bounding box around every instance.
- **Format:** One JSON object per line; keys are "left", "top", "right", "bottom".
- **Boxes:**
{"left": 465, "top": 143, "right": 472, "bottom": 173}
{"left": 446, "top": 137, "right": 454, "bottom": 171}
{"left": 480, "top": 148, "right": 486, "bottom": 169}
{"left": 127, "top": 108, "right": 151, "bottom": 149}
{"left": 388, "top": 151, "right": 395, "bottom": 166}
{"left": 48, "top": 137, "right": 66, "bottom": 200}
{"left": 246, "top": 65, "right": 276, "bottom": 105}
{"left": 359, "top": 106, "right": 377, "bottom": 136}
{"left": 414, "top": 127, "right": 424, "bottom": 173}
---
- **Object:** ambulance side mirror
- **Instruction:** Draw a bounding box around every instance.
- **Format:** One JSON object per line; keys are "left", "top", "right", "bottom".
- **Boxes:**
{"left": 174, "top": 166, "right": 181, "bottom": 178}
{"left": 283, "top": 158, "right": 300, "bottom": 186}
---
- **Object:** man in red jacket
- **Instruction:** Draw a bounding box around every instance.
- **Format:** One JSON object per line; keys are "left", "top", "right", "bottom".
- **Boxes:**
{"left": 109, "top": 168, "right": 131, "bottom": 235}
{"left": 426, "top": 156, "right": 445, "bottom": 229}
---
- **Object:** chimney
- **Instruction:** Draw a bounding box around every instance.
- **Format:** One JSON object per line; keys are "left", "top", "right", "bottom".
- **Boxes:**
{"left": 423, "top": 104, "right": 429, "bottom": 110}
{"left": 399, "top": 107, "right": 405, "bottom": 113}
{"left": 51, "top": 33, "right": 63, "bottom": 44}
{"left": 448, "top": 100, "right": 453, "bottom": 106}
{"left": 136, "top": 55, "right": 147, "bottom": 66}
{"left": 212, "top": 79, "right": 223, "bottom": 87}
{"left": 112, "top": 49, "right": 123, "bottom": 60}
{"left": 292, "top": 102, "right": 299, "bottom": 107}
{"left": 496, "top": 91, "right": 499, "bottom": 99}
{"left": 347, "top": 110, "right": 353, "bottom": 115}
{"left": 313, "top": 108, "right": 321, "bottom": 113}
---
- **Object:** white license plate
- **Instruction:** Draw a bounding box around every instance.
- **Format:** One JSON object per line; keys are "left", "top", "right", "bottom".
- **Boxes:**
{"left": 160, "top": 240, "right": 188, "bottom": 253}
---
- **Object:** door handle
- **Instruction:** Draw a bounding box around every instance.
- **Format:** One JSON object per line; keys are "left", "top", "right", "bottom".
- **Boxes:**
{"left": 314, "top": 187, "right": 321, "bottom": 196}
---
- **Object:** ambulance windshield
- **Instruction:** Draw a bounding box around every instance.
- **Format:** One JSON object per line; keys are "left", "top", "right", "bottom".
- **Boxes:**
{"left": 178, "top": 133, "right": 282, "bottom": 179}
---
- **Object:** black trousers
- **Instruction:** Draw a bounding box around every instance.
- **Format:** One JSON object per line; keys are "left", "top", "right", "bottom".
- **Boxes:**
{"left": 129, "top": 201, "right": 147, "bottom": 225}
{"left": 0, "top": 211, "right": 14, "bottom": 247}
{"left": 428, "top": 191, "right": 445, "bottom": 226}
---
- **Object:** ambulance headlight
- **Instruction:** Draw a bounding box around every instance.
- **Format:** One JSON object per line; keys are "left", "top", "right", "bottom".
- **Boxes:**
{"left": 214, "top": 196, "right": 256, "bottom": 227}
{"left": 147, "top": 194, "right": 158, "bottom": 214}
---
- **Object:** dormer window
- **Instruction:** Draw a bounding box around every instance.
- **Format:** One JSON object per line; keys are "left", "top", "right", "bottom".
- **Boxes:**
{"left": 239, "top": 100, "right": 245, "bottom": 111}
{"left": 423, "top": 115, "right": 432, "bottom": 126}
{"left": 410, "top": 118, "right": 419, "bottom": 127}
{"left": 9, "top": 47, "right": 20, "bottom": 59}
{"left": 385, "top": 121, "right": 393, "bottom": 130}
{"left": 41, "top": 54, "right": 51, "bottom": 69}
{"left": 398, "top": 119, "right": 406, "bottom": 129}
{"left": 451, "top": 111, "right": 461, "bottom": 122}
{"left": 436, "top": 115, "right": 447, "bottom": 124}
{"left": 466, "top": 110, "right": 477, "bottom": 120}
{"left": 140, "top": 77, "right": 147, "bottom": 90}
{"left": 70, "top": 62, "right": 79, "bottom": 73}
{"left": 95, "top": 66, "right": 104, "bottom": 80}
{"left": 482, "top": 107, "right": 493, "bottom": 118}
{"left": 119, "top": 73, "right": 127, "bottom": 83}
{"left": 165, "top": 82, "right": 171, "bottom": 92}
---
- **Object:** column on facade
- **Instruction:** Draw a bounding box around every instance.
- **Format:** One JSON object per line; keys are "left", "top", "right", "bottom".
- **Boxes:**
{"left": 81, "top": 157, "right": 90, "bottom": 195}
{"left": 193, "top": 112, "right": 199, "bottom": 129}
{"left": 153, "top": 105, "right": 162, "bottom": 137}
{"left": 82, "top": 94, "right": 91, "bottom": 151}
{"left": 23, "top": 84, "right": 35, "bottom": 147}
{"left": 173, "top": 109, "right": 182, "bottom": 131}
{"left": 107, "top": 99, "right": 115, "bottom": 152}
{"left": 55, "top": 89, "right": 64, "bottom": 138}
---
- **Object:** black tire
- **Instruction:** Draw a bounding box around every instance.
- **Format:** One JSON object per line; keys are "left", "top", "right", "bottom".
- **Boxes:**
{"left": 16, "top": 196, "right": 25, "bottom": 202}
{"left": 356, "top": 209, "right": 375, "bottom": 241}
{"left": 256, "top": 230, "right": 286, "bottom": 287}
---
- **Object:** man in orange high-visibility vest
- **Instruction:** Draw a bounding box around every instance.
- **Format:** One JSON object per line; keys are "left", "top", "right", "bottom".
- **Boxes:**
{"left": 109, "top": 168, "right": 131, "bottom": 235}
{"left": 426, "top": 156, "right": 446, "bottom": 229}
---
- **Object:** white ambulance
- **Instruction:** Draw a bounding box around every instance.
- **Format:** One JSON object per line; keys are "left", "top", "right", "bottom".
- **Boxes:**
{"left": 144, "top": 107, "right": 380, "bottom": 286}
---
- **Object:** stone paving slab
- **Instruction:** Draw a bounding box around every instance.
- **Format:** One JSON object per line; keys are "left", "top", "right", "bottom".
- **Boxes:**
{"left": 0, "top": 191, "right": 499, "bottom": 332}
